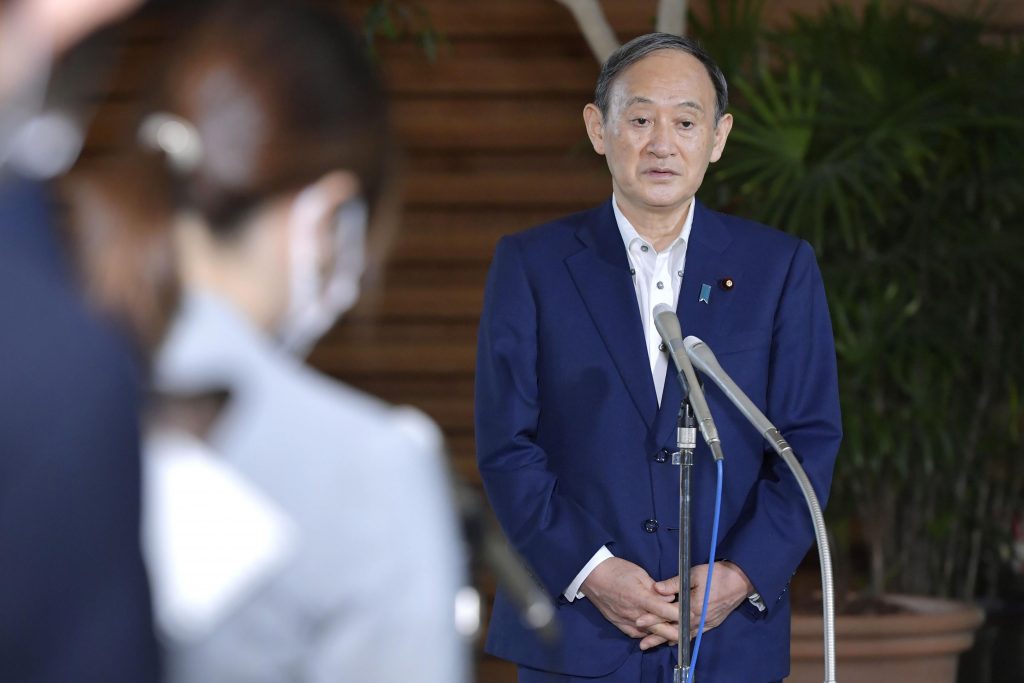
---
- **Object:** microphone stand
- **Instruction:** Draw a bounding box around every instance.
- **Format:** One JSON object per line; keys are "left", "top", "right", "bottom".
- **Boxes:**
{"left": 653, "top": 306, "right": 726, "bottom": 682}
{"left": 673, "top": 398, "right": 697, "bottom": 683}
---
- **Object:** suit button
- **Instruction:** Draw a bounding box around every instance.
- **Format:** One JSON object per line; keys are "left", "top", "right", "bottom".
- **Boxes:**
{"left": 654, "top": 448, "right": 670, "bottom": 463}
{"left": 643, "top": 519, "right": 659, "bottom": 533}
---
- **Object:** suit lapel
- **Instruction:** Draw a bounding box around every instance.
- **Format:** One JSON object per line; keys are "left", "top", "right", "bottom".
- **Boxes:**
{"left": 650, "top": 202, "right": 738, "bottom": 448}
{"left": 565, "top": 201, "right": 658, "bottom": 428}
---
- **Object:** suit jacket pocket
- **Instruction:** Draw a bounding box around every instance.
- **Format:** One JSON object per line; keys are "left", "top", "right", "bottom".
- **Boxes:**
{"left": 706, "top": 329, "right": 771, "bottom": 356}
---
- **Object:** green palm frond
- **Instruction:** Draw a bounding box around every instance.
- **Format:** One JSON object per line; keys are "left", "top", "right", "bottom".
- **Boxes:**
{"left": 696, "top": 0, "right": 1024, "bottom": 599}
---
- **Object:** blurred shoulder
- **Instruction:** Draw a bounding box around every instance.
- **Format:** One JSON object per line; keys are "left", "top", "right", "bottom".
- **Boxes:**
{"left": 0, "top": 240, "right": 142, "bottom": 445}
{"left": 276, "top": 364, "right": 444, "bottom": 465}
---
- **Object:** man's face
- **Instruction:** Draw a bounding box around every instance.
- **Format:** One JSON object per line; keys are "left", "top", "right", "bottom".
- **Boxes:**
{"left": 583, "top": 49, "right": 732, "bottom": 218}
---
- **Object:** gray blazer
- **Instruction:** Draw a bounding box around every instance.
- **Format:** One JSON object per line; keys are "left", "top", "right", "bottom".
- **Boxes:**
{"left": 153, "top": 291, "right": 467, "bottom": 683}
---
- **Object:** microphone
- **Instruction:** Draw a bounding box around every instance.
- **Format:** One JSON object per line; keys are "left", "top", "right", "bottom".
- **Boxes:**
{"left": 456, "top": 482, "right": 559, "bottom": 644}
{"left": 682, "top": 335, "right": 778, "bottom": 440}
{"left": 684, "top": 335, "right": 770, "bottom": 432}
{"left": 652, "top": 304, "right": 723, "bottom": 461}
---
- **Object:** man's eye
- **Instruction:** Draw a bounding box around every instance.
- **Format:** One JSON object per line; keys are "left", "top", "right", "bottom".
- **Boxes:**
{"left": 679, "top": 120, "right": 694, "bottom": 129}
{"left": 633, "top": 117, "right": 650, "bottom": 126}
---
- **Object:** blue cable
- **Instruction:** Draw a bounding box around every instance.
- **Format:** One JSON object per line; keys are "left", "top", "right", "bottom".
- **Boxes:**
{"left": 686, "top": 458, "right": 724, "bottom": 683}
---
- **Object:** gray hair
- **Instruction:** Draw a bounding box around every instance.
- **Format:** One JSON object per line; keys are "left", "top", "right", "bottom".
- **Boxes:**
{"left": 594, "top": 33, "right": 729, "bottom": 122}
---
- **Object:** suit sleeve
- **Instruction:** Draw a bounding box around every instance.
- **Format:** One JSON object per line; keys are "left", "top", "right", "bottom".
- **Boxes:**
{"left": 715, "top": 239, "right": 842, "bottom": 614}
{"left": 0, "top": 323, "right": 160, "bottom": 681}
{"left": 475, "top": 236, "right": 615, "bottom": 597}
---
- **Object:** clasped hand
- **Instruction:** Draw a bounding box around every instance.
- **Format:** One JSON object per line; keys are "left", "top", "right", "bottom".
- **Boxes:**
{"left": 580, "top": 558, "right": 753, "bottom": 651}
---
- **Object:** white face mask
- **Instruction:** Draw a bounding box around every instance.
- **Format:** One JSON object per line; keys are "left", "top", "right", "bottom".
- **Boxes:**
{"left": 277, "top": 183, "right": 367, "bottom": 357}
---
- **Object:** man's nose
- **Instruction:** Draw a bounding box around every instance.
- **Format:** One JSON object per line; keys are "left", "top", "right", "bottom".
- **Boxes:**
{"left": 646, "top": 123, "right": 674, "bottom": 158}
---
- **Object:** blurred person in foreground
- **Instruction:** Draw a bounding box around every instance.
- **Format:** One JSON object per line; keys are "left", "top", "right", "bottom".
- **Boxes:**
{"left": 0, "top": 0, "right": 161, "bottom": 680}
{"left": 475, "top": 33, "right": 841, "bottom": 682}
{"left": 73, "top": 1, "right": 467, "bottom": 681}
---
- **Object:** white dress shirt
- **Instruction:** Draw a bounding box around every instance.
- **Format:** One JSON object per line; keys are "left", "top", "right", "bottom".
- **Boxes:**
{"left": 615, "top": 197, "right": 693, "bottom": 404}
{"left": 563, "top": 197, "right": 694, "bottom": 601}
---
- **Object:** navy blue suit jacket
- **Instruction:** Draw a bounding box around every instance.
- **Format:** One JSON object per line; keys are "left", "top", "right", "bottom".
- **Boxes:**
{"left": 475, "top": 199, "right": 841, "bottom": 681}
{"left": 0, "top": 177, "right": 160, "bottom": 681}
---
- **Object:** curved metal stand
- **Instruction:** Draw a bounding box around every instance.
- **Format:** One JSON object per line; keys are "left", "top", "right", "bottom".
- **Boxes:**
{"left": 682, "top": 335, "right": 837, "bottom": 682}
{"left": 764, "top": 428, "right": 837, "bottom": 683}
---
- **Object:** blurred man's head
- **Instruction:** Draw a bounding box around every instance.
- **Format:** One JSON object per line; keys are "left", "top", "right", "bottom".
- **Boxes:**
{"left": 0, "top": 0, "right": 142, "bottom": 99}
{"left": 0, "top": 0, "right": 145, "bottom": 177}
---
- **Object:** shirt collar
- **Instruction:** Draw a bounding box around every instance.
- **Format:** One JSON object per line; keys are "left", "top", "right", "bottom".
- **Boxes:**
{"left": 612, "top": 194, "right": 694, "bottom": 256}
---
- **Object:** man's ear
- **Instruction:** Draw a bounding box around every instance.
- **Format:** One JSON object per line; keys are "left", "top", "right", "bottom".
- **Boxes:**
{"left": 583, "top": 103, "right": 607, "bottom": 156}
{"left": 709, "top": 112, "right": 733, "bottom": 164}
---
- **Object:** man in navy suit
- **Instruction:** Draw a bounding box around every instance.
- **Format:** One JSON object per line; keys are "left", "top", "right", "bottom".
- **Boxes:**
{"left": 475, "top": 34, "right": 842, "bottom": 682}
{"left": 0, "top": 0, "right": 160, "bottom": 679}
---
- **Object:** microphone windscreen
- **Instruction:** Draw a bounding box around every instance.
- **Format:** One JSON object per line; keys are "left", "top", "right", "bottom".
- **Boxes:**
{"left": 652, "top": 303, "right": 682, "bottom": 342}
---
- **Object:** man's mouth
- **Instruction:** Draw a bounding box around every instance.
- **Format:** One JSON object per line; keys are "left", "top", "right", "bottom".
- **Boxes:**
{"left": 644, "top": 168, "right": 679, "bottom": 178}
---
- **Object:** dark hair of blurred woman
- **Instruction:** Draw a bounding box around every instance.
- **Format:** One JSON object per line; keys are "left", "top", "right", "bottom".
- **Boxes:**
{"left": 66, "top": 0, "right": 396, "bottom": 352}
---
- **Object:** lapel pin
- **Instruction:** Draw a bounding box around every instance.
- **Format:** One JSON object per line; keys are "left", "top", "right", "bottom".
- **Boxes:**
{"left": 699, "top": 283, "right": 712, "bottom": 304}
{"left": 719, "top": 277, "right": 735, "bottom": 291}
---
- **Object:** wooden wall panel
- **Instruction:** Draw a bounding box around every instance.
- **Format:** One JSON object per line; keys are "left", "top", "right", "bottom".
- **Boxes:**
{"left": 388, "top": 55, "right": 598, "bottom": 96}
{"left": 394, "top": 98, "right": 589, "bottom": 151}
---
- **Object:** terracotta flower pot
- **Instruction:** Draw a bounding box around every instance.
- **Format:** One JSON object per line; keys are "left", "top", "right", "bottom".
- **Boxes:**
{"left": 787, "top": 594, "right": 985, "bottom": 683}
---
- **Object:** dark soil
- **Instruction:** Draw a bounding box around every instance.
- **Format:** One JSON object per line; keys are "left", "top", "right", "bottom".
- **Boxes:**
{"left": 791, "top": 591, "right": 909, "bottom": 616}
{"left": 788, "top": 566, "right": 910, "bottom": 615}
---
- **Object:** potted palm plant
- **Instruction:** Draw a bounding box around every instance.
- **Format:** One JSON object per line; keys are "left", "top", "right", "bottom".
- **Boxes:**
{"left": 694, "top": 2, "right": 1024, "bottom": 681}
